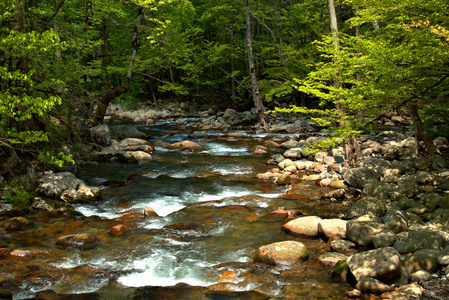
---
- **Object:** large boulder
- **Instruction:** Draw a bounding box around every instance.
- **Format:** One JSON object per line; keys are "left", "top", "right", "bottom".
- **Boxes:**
{"left": 283, "top": 216, "right": 322, "bottom": 237}
{"left": 36, "top": 172, "right": 101, "bottom": 203}
{"left": 347, "top": 247, "right": 402, "bottom": 282}
{"left": 254, "top": 240, "right": 308, "bottom": 266}
{"left": 168, "top": 140, "right": 203, "bottom": 152}
{"left": 343, "top": 167, "right": 380, "bottom": 188}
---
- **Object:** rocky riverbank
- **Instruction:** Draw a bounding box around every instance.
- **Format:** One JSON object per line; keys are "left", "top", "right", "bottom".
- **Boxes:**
{"left": 254, "top": 130, "right": 449, "bottom": 299}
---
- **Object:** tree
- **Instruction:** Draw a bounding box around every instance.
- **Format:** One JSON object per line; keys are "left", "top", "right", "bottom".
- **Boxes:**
{"left": 278, "top": 0, "right": 449, "bottom": 156}
{"left": 0, "top": 0, "right": 64, "bottom": 146}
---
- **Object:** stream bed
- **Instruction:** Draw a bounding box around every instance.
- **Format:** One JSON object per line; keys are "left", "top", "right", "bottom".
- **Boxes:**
{"left": 1, "top": 118, "right": 353, "bottom": 299}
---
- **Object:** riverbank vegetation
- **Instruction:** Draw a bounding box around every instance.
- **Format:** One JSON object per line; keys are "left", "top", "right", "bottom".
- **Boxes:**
{"left": 1, "top": 0, "right": 448, "bottom": 182}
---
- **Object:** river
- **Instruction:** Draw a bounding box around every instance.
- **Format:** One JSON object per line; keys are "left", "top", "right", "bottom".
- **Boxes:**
{"left": 1, "top": 118, "right": 352, "bottom": 299}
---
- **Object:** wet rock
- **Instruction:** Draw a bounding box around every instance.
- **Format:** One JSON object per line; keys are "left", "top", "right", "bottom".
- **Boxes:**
{"left": 168, "top": 140, "right": 203, "bottom": 152}
{"left": 404, "top": 253, "right": 439, "bottom": 274}
{"left": 318, "top": 252, "right": 348, "bottom": 267}
{"left": 90, "top": 123, "right": 111, "bottom": 146}
{"left": 144, "top": 206, "right": 159, "bottom": 218}
{"left": 330, "top": 260, "right": 351, "bottom": 282}
{"left": 10, "top": 249, "right": 33, "bottom": 258}
{"left": 355, "top": 277, "right": 392, "bottom": 294}
{"left": 2, "top": 216, "right": 34, "bottom": 230}
{"left": 48, "top": 207, "right": 84, "bottom": 218}
{"left": 347, "top": 247, "right": 402, "bottom": 282}
{"left": 164, "top": 222, "right": 205, "bottom": 233}
{"left": 122, "top": 151, "right": 153, "bottom": 162}
{"left": 274, "top": 174, "right": 291, "bottom": 185}
{"left": 254, "top": 240, "right": 308, "bottom": 266}
{"left": 318, "top": 218, "right": 347, "bottom": 239}
{"left": 56, "top": 233, "right": 100, "bottom": 250}
{"left": 283, "top": 216, "right": 321, "bottom": 237}
{"left": 346, "top": 197, "right": 388, "bottom": 219}
{"left": 343, "top": 167, "right": 380, "bottom": 188}
{"left": 346, "top": 221, "right": 385, "bottom": 247}
{"left": 31, "top": 197, "right": 54, "bottom": 211}
{"left": 0, "top": 288, "right": 12, "bottom": 299}
{"left": 62, "top": 181, "right": 101, "bottom": 203}
{"left": 110, "top": 224, "right": 129, "bottom": 236}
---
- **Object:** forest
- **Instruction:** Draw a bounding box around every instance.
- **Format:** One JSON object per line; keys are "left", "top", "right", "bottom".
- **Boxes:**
{"left": 1, "top": 0, "right": 449, "bottom": 175}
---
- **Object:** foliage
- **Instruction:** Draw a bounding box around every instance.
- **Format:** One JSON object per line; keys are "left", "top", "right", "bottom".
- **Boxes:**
{"left": 38, "top": 151, "right": 75, "bottom": 172}
{"left": 1, "top": 183, "right": 36, "bottom": 209}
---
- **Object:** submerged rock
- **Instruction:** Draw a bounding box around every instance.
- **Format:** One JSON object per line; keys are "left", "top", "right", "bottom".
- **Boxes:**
{"left": 56, "top": 233, "right": 100, "bottom": 250}
{"left": 2, "top": 216, "right": 34, "bottom": 231}
{"left": 254, "top": 240, "right": 308, "bottom": 266}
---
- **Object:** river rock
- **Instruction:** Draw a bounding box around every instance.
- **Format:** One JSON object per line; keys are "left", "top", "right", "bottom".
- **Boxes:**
{"left": 346, "top": 197, "right": 388, "bottom": 219}
{"left": 283, "top": 216, "right": 322, "bottom": 237}
{"left": 318, "top": 252, "right": 348, "bottom": 267}
{"left": 144, "top": 206, "right": 159, "bottom": 218}
{"left": 0, "top": 145, "right": 18, "bottom": 175}
{"left": 346, "top": 221, "right": 386, "bottom": 247}
{"left": 318, "top": 218, "right": 347, "bottom": 239}
{"left": 90, "top": 124, "right": 111, "bottom": 146}
{"left": 409, "top": 270, "right": 431, "bottom": 282}
{"left": 283, "top": 148, "right": 303, "bottom": 159}
{"left": 275, "top": 174, "right": 291, "bottom": 185}
{"left": 62, "top": 181, "right": 101, "bottom": 203}
{"left": 372, "top": 229, "right": 397, "bottom": 248}
{"left": 110, "top": 224, "right": 129, "bottom": 236}
{"left": 347, "top": 247, "right": 402, "bottom": 282}
{"left": 36, "top": 172, "right": 79, "bottom": 198}
{"left": 385, "top": 215, "right": 409, "bottom": 234}
{"left": 437, "top": 246, "right": 449, "bottom": 265}
{"left": 343, "top": 167, "right": 380, "bottom": 188}
{"left": 168, "top": 140, "right": 203, "bottom": 152}
{"left": 110, "top": 125, "right": 147, "bottom": 140}
{"left": 56, "top": 233, "right": 100, "bottom": 250}
{"left": 10, "top": 249, "right": 33, "bottom": 258}
{"left": 404, "top": 253, "right": 439, "bottom": 274}
{"left": 254, "top": 240, "right": 308, "bottom": 266}
{"left": 405, "top": 230, "right": 446, "bottom": 250}
{"left": 355, "top": 277, "right": 392, "bottom": 294}
{"left": 2, "top": 216, "right": 34, "bottom": 230}
{"left": 330, "top": 239, "right": 356, "bottom": 253}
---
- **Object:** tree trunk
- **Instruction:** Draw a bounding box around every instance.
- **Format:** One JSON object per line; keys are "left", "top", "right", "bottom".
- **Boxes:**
{"left": 407, "top": 102, "right": 439, "bottom": 156}
{"left": 92, "top": 6, "right": 143, "bottom": 125}
{"left": 245, "top": 0, "right": 268, "bottom": 129}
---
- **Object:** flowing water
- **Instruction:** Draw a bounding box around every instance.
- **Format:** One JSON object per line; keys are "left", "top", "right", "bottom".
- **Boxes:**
{"left": 0, "top": 118, "right": 353, "bottom": 299}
